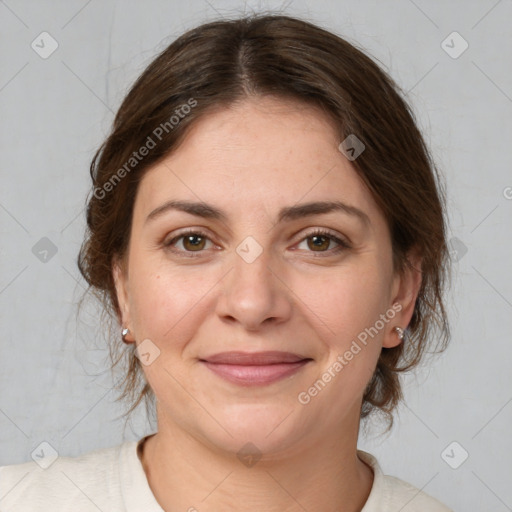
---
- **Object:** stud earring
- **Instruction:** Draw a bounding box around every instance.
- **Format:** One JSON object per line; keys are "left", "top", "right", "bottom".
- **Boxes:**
{"left": 121, "top": 328, "right": 130, "bottom": 343}
{"left": 394, "top": 326, "right": 405, "bottom": 340}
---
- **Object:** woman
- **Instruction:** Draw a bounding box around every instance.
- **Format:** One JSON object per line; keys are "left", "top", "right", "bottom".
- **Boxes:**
{"left": 0, "top": 14, "right": 452, "bottom": 511}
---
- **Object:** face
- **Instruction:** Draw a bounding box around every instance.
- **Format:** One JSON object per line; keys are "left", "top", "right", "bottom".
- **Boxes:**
{"left": 114, "top": 97, "right": 420, "bottom": 456}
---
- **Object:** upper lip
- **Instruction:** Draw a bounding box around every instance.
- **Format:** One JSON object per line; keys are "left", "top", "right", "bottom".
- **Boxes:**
{"left": 200, "top": 351, "right": 311, "bottom": 365}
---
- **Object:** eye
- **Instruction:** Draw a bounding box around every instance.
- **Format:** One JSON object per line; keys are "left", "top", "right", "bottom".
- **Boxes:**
{"left": 164, "top": 229, "right": 215, "bottom": 256}
{"left": 163, "top": 228, "right": 351, "bottom": 258}
{"left": 295, "top": 229, "right": 350, "bottom": 255}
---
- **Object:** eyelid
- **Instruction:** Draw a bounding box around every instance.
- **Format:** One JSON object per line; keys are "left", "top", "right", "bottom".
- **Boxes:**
{"left": 163, "top": 227, "right": 212, "bottom": 243}
{"left": 295, "top": 227, "right": 350, "bottom": 245}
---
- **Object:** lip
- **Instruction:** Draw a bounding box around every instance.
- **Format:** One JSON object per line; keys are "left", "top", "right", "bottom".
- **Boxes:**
{"left": 200, "top": 351, "right": 312, "bottom": 386}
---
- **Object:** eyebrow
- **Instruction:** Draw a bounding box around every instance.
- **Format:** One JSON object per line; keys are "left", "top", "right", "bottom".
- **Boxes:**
{"left": 145, "top": 199, "right": 370, "bottom": 226}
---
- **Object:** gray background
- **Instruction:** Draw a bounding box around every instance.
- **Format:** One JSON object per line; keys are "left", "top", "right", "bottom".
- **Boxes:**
{"left": 1, "top": 0, "right": 511, "bottom": 510}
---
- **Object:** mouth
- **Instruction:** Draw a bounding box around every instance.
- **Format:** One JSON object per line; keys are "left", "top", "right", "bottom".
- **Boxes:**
{"left": 199, "top": 351, "right": 313, "bottom": 386}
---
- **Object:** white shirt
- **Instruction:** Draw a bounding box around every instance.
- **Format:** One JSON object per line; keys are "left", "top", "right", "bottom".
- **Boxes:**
{"left": 0, "top": 436, "right": 452, "bottom": 511}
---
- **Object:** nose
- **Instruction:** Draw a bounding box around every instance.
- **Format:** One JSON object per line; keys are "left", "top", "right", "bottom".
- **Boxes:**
{"left": 215, "top": 245, "right": 293, "bottom": 332}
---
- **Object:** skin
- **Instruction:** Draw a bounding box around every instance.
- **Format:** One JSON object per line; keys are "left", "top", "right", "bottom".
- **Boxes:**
{"left": 113, "top": 96, "right": 422, "bottom": 511}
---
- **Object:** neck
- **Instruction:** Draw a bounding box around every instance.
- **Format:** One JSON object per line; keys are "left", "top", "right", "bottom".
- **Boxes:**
{"left": 139, "top": 415, "right": 374, "bottom": 511}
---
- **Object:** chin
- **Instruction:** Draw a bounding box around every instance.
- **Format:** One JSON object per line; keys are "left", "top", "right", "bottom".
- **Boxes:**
{"left": 196, "top": 401, "right": 309, "bottom": 458}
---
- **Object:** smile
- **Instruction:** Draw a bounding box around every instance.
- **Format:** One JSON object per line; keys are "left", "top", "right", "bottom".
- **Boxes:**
{"left": 200, "top": 351, "right": 313, "bottom": 386}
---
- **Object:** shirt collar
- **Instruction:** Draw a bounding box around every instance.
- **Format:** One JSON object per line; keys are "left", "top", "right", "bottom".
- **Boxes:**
{"left": 119, "top": 435, "right": 164, "bottom": 511}
{"left": 358, "top": 449, "right": 386, "bottom": 511}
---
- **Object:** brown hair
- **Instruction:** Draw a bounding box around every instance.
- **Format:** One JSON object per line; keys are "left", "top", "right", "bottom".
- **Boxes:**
{"left": 78, "top": 13, "right": 450, "bottom": 431}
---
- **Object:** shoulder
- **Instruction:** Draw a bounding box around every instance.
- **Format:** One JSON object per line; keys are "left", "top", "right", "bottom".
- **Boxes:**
{"left": 358, "top": 450, "right": 453, "bottom": 512}
{"left": 0, "top": 441, "right": 133, "bottom": 512}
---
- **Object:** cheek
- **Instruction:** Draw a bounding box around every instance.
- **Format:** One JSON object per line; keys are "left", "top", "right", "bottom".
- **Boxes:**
{"left": 293, "top": 261, "right": 391, "bottom": 343}
{"left": 292, "top": 260, "right": 392, "bottom": 402}
{"left": 127, "top": 256, "right": 218, "bottom": 346}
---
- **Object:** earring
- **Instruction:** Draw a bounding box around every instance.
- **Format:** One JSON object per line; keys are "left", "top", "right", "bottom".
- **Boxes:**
{"left": 121, "top": 327, "right": 130, "bottom": 343}
{"left": 394, "top": 326, "right": 405, "bottom": 340}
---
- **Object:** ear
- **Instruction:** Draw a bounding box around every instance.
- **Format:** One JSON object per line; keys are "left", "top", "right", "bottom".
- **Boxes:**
{"left": 383, "top": 249, "right": 422, "bottom": 349}
{"left": 112, "top": 256, "right": 135, "bottom": 343}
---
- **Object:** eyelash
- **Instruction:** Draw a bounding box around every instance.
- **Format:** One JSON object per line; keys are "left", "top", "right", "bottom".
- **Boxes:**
{"left": 163, "top": 228, "right": 351, "bottom": 258}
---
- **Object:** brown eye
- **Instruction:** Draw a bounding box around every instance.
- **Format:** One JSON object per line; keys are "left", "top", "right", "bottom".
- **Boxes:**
{"left": 182, "top": 234, "right": 206, "bottom": 251}
{"left": 295, "top": 229, "right": 350, "bottom": 255}
{"left": 307, "top": 234, "right": 331, "bottom": 251}
{"left": 164, "top": 230, "right": 214, "bottom": 256}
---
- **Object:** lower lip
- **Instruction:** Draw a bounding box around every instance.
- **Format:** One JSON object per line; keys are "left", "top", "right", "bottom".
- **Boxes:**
{"left": 202, "top": 360, "right": 310, "bottom": 386}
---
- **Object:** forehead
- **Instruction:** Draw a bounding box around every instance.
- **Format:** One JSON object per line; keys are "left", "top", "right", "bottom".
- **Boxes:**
{"left": 134, "top": 97, "right": 381, "bottom": 224}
